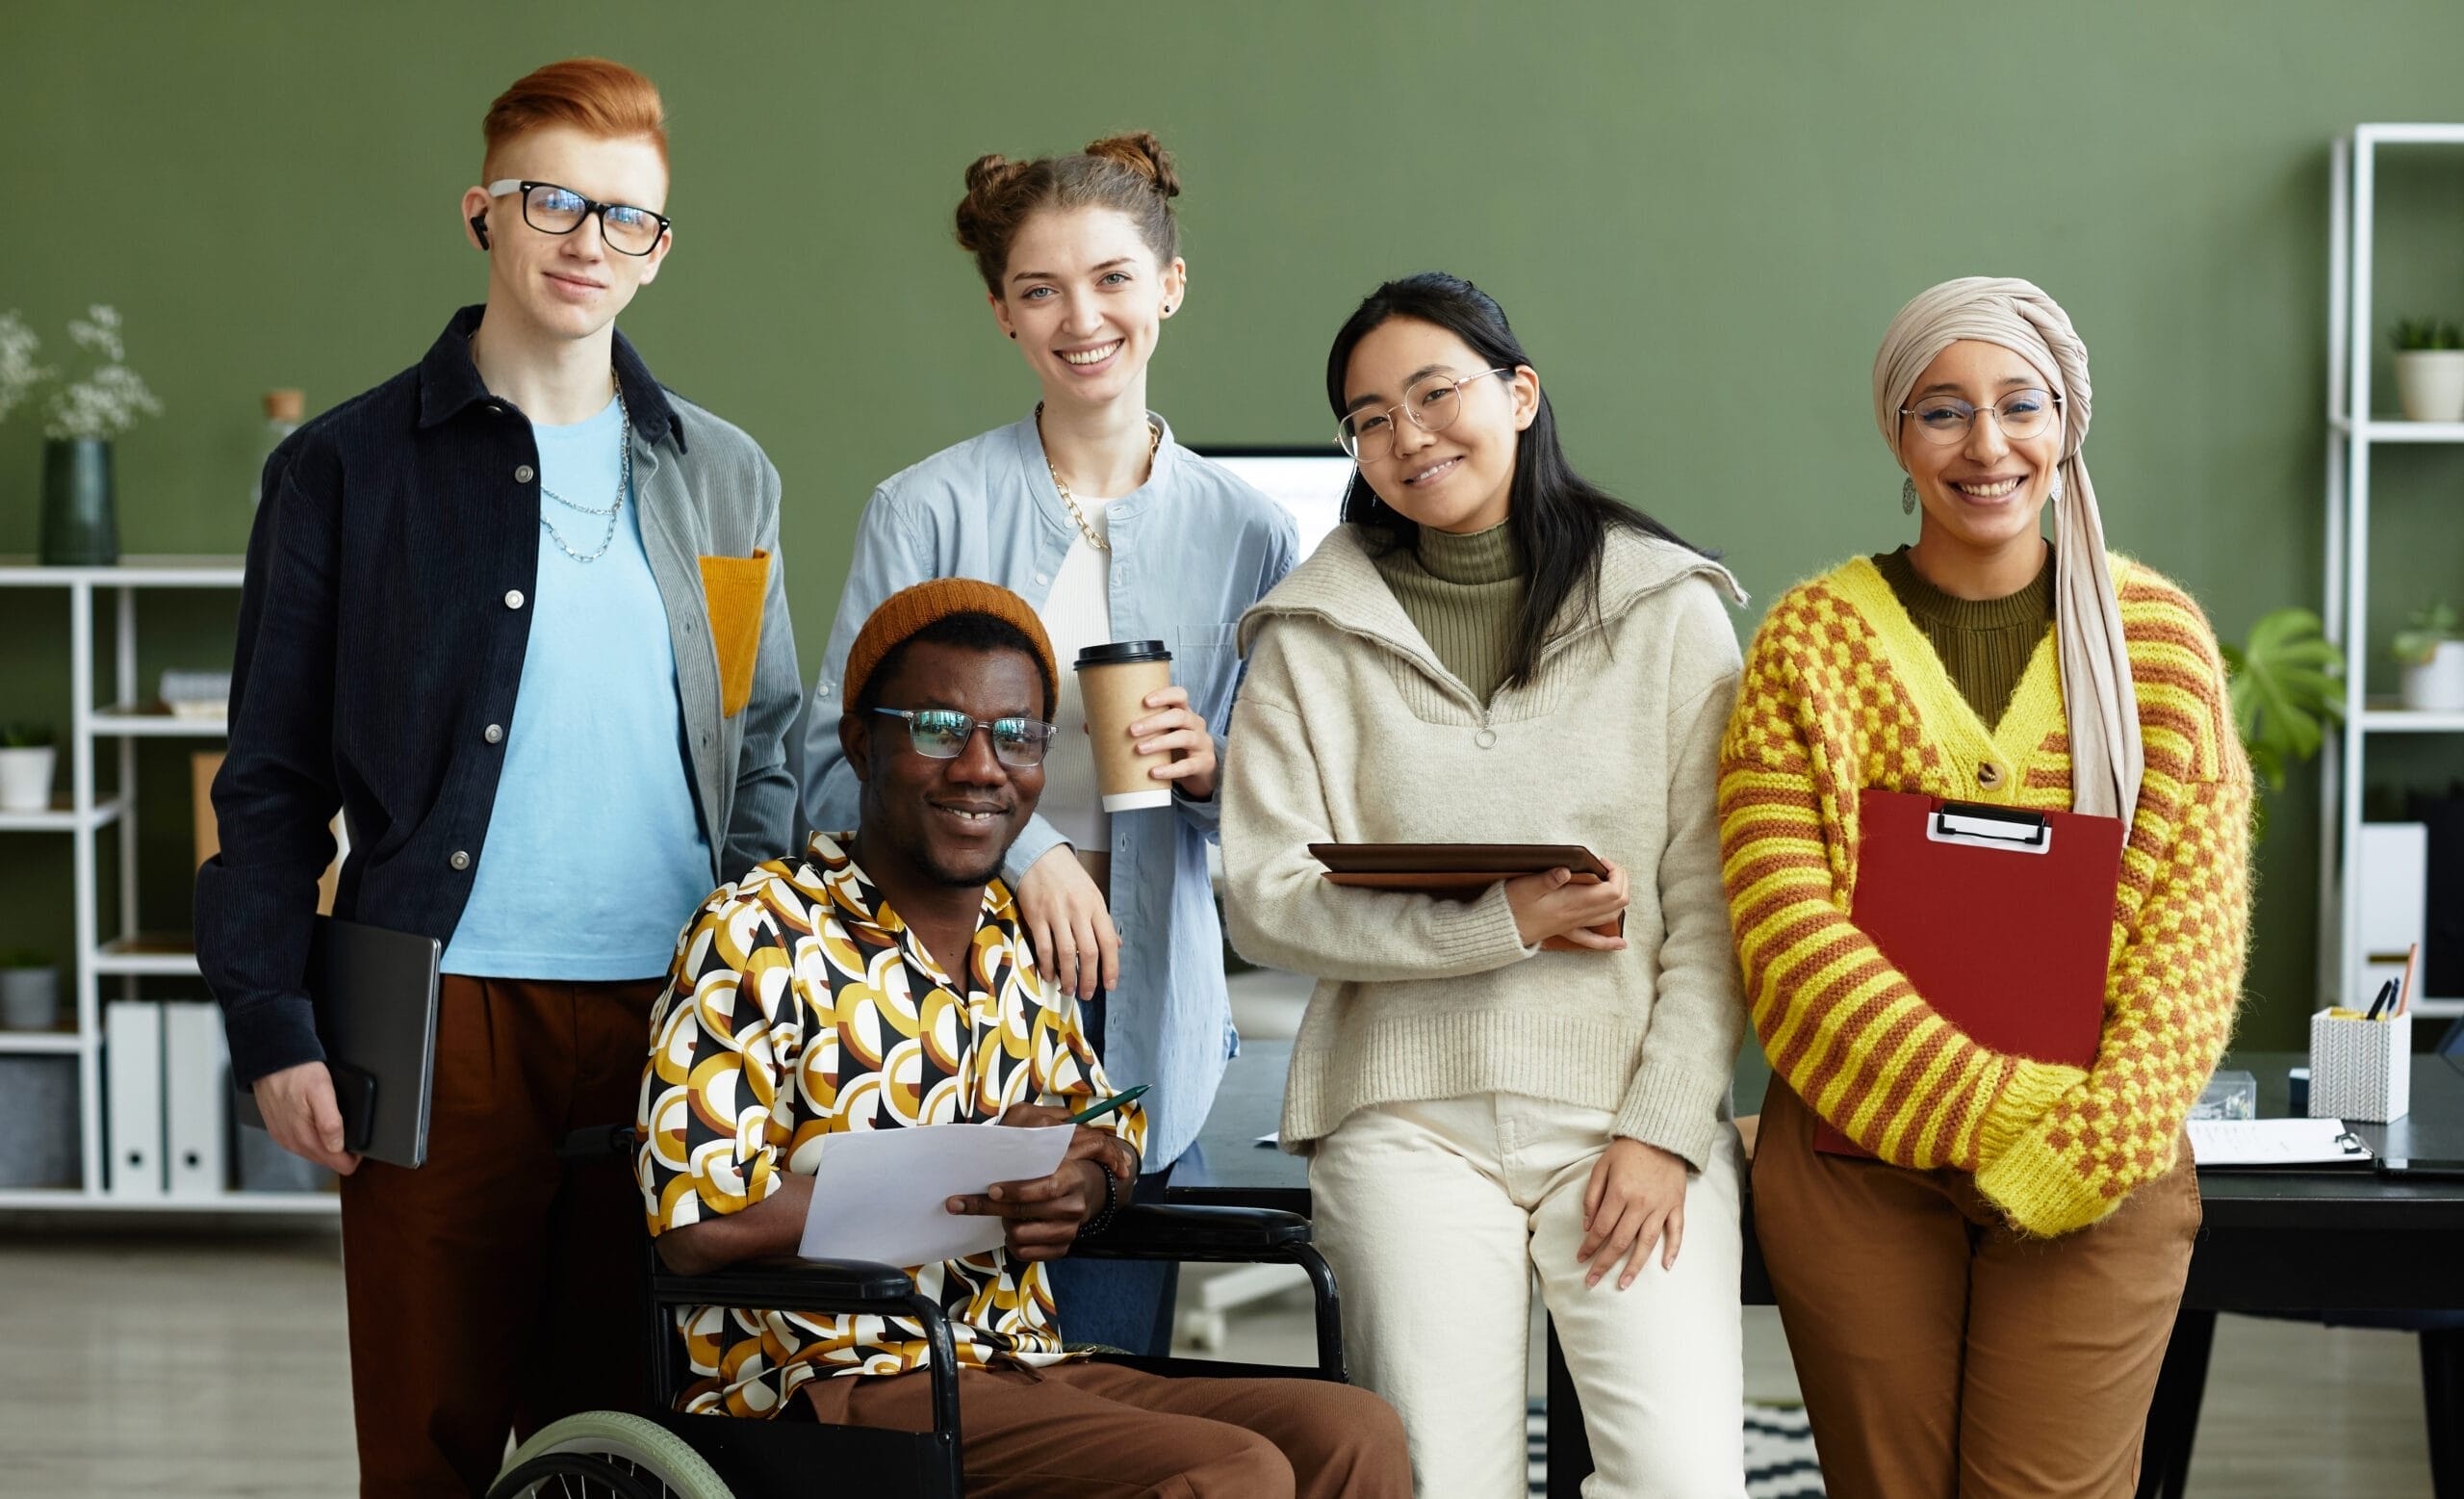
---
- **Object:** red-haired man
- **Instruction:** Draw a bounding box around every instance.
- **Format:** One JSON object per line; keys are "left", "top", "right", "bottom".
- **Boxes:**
{"left": 196, "top": 58, "right": 800, "bottom": 1494}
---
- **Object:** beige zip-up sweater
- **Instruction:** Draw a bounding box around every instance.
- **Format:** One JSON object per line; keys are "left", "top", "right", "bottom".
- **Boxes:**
{"left": 1223, "top": 525, "right": 1750, "bottom": 1169}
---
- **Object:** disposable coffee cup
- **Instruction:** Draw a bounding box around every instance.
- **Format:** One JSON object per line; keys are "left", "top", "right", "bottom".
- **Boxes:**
{"left": 1075, "top": 639, "right": 1175, "bottom": 812}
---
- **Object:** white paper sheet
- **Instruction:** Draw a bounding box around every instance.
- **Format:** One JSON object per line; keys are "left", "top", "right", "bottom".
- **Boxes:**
{"left": 798, "top": 1124, "right": 1076, "bottom": 1266}
{"left": 2186, "top": 1117, "right": 2374, "bottom": 1167}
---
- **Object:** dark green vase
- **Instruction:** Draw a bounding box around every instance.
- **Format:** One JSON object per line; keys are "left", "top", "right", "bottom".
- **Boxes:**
{"left": 39, "top": 438, "right": 117, "bottom": 566}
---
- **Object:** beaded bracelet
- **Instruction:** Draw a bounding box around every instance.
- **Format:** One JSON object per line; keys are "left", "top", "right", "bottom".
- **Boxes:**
{"left": 1075, "top": 1159, "right": 1123, "bottom": 1241}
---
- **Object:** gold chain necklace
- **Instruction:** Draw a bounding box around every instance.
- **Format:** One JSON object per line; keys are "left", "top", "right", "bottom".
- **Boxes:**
{"left": 1037, "top": 402, "right": 1160, "bottom": 554}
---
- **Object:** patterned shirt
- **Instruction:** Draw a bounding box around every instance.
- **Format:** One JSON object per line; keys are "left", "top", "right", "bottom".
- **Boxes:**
{"left": 637, "top": 831, "right": 1145, "bottom": 1418}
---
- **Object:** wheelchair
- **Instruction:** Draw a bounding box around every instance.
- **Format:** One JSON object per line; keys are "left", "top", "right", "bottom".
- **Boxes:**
{"left": 487, "top": 1124, "right": 1348, "bottom": 1499}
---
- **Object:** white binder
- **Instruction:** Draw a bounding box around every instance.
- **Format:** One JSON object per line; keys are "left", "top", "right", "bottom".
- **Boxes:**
{"left": 103, "top": 999, "right": 166, "bottom": 1199}
{"left": 163, "top": 1001, "right": 230, "bottom": 1198}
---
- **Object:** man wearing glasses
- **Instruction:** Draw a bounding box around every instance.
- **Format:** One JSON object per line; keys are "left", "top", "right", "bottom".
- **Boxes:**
{"left": 195, "top": 58, "right": 799, "bottom": 1495}
{"left": 641, "top": 578, "right": 1410, "bottom": 1497}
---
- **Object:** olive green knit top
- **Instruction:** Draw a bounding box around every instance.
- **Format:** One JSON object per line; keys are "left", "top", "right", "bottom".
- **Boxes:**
{"left": 1870, "top": 544, "right": 2057, "bottom": 729}
{"left": 1369, "top": 521, "right": 1527, "bottom": 704}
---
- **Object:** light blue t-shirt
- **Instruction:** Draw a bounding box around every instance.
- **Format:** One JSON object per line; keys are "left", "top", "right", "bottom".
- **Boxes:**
{"left": 443, "top": 394, "right": 712, "bottom": 979}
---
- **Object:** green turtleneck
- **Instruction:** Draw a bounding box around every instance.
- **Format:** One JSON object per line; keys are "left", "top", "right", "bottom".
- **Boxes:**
{"left": 1371, "top": 521, "right": 1527, "bottom": 704}
{"left": 1871, "top": 544, "right": 2056, "bottom": 729}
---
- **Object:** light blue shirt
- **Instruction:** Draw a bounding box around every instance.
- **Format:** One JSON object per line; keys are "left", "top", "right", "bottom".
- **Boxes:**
{"left": 800, "top": 413, "right": 1298, "bottom": 1165}
{"left": 445, "top": 395, "right": 713, "bottom": 979}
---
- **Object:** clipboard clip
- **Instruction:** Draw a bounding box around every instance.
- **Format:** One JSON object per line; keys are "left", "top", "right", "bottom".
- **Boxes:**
{"left": 1926, "top": 801, "right": 2053, "bottom": 856}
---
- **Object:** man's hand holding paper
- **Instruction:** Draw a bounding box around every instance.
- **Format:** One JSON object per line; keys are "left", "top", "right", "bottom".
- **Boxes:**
{"left": 944, "top": 1103, "right": 1142, "bottom": 1261}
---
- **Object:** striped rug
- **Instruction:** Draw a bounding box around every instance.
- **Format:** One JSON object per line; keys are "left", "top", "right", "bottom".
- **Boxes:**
{"left": 1524, "top": 1399, "right": 1823, "bottom": 1497}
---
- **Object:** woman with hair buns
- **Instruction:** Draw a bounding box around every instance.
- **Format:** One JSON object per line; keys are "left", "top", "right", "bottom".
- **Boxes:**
{"left": 800, "top": 132, "right": 1296, "bottom": 1356}
{"left": 1718, "top": 276, "right": 2252, "bottom": 1497}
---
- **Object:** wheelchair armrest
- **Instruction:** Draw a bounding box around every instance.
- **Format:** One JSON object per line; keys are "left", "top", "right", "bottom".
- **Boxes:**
{"left": 646, "top": 1254, "right": 966, "bottom": 1455}
{"left": 651, "top": 1254, "right": 915, "bottom": 1312}
{"left": 1073, "top": 1203, "right": 1312, "bottom": 1261}
{"left": 1075, "top": 1205, "right": 1348, "bottom": 1382}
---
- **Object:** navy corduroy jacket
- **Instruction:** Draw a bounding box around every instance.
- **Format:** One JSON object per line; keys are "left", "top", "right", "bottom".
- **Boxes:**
{"left": 196, "top": 306, "right": 800, "bottom": 1085}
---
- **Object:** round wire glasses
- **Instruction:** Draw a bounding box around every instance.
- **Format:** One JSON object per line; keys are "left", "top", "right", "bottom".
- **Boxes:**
{"left": 1338, "top": 368, "right": 1512, "bottom": 462}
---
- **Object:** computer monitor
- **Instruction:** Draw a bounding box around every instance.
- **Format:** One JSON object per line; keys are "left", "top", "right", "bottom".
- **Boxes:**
{"left": 1195, "top": 446, "right": 1357, "bottom": 562}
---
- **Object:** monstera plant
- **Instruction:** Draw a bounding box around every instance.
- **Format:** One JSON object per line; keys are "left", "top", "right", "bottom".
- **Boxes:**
{"left": 2221, "top": 607, "right": 2345, "bottom": 829}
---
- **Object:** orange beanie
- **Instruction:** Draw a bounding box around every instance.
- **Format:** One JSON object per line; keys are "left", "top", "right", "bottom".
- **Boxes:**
{"left": 840, "top": 578, "right": 1057, "bottom": 712}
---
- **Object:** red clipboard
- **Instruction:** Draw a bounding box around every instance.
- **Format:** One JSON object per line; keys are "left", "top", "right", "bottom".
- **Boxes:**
{"left": 1810, "top": 788, "right": 2125, "bottom": 1157}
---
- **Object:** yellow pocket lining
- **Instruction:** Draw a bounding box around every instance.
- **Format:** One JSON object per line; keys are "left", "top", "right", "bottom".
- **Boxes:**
{"left": 698, "top": 550, "right": 769, "bottom": 718}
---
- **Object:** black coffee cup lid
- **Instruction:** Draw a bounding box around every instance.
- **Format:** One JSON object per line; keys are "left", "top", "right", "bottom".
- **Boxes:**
{"left": 1074, "top": 639, "right": 1171, "bottom": 669}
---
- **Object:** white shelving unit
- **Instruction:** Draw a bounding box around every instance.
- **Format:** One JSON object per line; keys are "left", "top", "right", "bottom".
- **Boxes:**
{"left": 2321, "top": 125, "right": 2464, "bottom": 1021}
{"left": 0, "top": 555, "right": 337, "bottom": 1214}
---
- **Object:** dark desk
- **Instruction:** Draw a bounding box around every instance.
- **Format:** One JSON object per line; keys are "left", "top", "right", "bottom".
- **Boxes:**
{"left": 1171, "top": 1042, "right": 2464, "bottom": 1492}
{"left": 2167, "top": 1050, "right": 2464, "bottom": 1312}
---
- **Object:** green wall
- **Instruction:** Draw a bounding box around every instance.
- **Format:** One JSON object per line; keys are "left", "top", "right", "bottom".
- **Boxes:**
{"left": 7, "top": 1, "right": 2464, "bottom": 1047}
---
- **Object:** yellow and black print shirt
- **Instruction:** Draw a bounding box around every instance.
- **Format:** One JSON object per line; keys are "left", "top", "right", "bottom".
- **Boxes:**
{"left": 636, "top": 831, "right": 1144, "bottom": 1418}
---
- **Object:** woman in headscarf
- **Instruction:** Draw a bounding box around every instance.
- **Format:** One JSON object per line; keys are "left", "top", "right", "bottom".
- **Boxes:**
{"left": 1717, "top": 277, "right": 2253, "bottom": 1498}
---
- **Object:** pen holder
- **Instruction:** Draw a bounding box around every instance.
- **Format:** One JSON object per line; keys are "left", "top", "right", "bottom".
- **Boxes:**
{"left": 2306, "top": 1008, "right": 2411, "bottom": 1123}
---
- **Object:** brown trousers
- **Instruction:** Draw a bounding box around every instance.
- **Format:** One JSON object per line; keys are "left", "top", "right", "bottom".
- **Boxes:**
{"left": 1752, "top": 1080, "right": 2200, "bottom": 1499}
{"left": 338, "top": 974, "right": 663, "bottom": 1496}
{"left": 802, "top": 1359, "right": 1413, "bottom": 1499}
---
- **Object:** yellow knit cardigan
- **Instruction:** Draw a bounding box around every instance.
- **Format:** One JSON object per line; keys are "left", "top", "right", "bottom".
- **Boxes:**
{"left": 1719, "top": 554, "right": 2253, "bottom": 1236}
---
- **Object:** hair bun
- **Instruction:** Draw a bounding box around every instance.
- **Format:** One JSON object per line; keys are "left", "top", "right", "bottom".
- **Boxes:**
{"left": 1084, "top": 132, "right": 1180, "bottom": 199}
{"left": 956, "top": 153, "right": 1031, "bottom": 252}
{"left": 952, "top": 136, "right": 1185, "bottom": 294}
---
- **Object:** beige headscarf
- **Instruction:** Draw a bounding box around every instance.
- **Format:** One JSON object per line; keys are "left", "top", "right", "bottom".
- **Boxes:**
{"left": 1871, "top": 276, "right": 2143, "bottom": 820}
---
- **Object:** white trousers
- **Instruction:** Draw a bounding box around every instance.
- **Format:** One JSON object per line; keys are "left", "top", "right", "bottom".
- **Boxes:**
{"left": 1308, "top": 1093, "right": 1748, "bottom": 1499}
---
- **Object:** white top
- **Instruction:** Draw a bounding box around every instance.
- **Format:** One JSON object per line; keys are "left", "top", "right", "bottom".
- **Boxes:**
{"left": 1036, "top": 495, "right": 1115, "bottom": 857}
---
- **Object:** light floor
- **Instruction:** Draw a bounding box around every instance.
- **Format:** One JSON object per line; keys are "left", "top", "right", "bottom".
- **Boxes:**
{"left": 0, "top": 1226, "right": 2435, "bottom": 1496}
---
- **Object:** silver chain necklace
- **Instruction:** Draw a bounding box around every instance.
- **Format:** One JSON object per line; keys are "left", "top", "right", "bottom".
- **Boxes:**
{"left": 1036, "top": 401, "right": 1159, "bottom": 554}
{"left": 538, "top": 386, "right": 630, "bottom": 564}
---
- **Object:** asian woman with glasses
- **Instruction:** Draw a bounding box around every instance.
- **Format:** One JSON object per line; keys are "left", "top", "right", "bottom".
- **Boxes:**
{"left": 1220, "top": 271, "right": 1754, "bottom": 1497}
{"left": 1717, "top": 278, "right": 2252, "bottom": 1497}
{"left": 798, "top": 132, "right": 1297, "bottom": 1357}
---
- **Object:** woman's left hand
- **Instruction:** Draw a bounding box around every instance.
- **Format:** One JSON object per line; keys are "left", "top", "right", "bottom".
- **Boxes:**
{"left": 1129, "top": 686, "right": 1218, "bottom": 801}
{"left": 1575, "top": 1138, "right": 1689, "bottom": 1289}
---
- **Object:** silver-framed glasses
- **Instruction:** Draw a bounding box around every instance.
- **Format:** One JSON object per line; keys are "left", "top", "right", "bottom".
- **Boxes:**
{"left": 1899, "top": 388, "right": 2062, "bottom": 447}
{"left": 1338, "top": 367, "right": 1512, "bottom": 462}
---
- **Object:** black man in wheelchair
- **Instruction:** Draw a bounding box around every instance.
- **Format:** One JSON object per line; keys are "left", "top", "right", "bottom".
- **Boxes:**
{"left": 631, "top": 579, "right": 1409, "bottom": 1497}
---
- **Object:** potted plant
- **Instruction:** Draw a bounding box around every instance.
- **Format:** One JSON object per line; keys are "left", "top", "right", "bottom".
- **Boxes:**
{"left": 2393, "top": 318, "right": 2464, "bottom": 423}
{"left": 2223, "top": 607, "right": 2344, "bottom": 836}
{"left": 36, "top": 306, "right": 162, "bottom": 565}
{"left": 2393, "top": 601, "right": 2464, "bottom": 713}
{"left": 0, "top": 722, "right": 57, "bottom": 813}
{"left": 0, "top": 948, "right": 61, "bottom": 1032}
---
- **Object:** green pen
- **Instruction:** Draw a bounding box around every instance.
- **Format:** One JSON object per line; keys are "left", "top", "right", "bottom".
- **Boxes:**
{"left": 1067, "top": 1084, "right": 1149, "bottom": 1125}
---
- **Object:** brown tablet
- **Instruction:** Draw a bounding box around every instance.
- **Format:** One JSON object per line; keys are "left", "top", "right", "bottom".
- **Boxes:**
{"left": 1306, "top": 842, "right": 1609, "bottom": 879}
{"left": 1307, "top": 843, "right": 1621, "bottom": 947}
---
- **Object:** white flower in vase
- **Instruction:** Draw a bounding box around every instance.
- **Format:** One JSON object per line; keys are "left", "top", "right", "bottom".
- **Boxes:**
{"left": 42, "top": 305, "right": 162, "bottom": 442}
{"left": 0, "top": 311, "right": 49, "bottom": 426}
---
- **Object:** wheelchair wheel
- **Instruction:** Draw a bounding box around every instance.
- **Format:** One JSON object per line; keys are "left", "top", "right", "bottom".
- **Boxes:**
{"left": 488, "top": 1409, "right": 735, "bottom": 1499}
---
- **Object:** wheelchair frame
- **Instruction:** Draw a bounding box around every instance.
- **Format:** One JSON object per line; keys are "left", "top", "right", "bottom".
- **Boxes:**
{"left": 493, "top": 1125, "right": 1348, "bottom": 1499}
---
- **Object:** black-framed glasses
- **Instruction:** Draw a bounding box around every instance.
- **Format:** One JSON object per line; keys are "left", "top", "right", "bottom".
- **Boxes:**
{"left": 1898, "top": 388, "right": 2062, "bottom": 447}
{"left": 483, "top": 179, "right": 671, "bottom": 256}
{"left": 1337, "top": 367, "right": 1512, "bottom": 462}
{"left": 870, "top": 708, "right": 1057, "bottom": 768}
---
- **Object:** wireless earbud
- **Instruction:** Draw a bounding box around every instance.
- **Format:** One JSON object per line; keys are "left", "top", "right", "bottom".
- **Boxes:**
{"left": 469, "top": 212, "right": 491, "bottom": 249}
